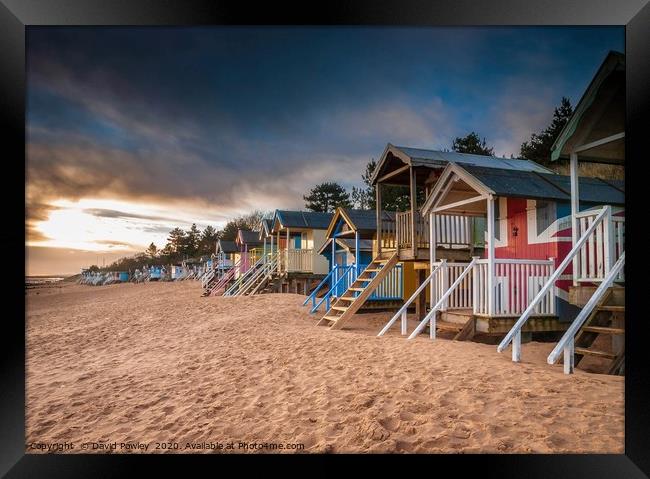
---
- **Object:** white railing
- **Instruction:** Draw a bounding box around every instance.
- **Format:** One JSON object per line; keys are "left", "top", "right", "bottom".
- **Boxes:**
{"left": 431, "top": 260, "right": 474, "bottom": 311}
{"left": 280, "top": 249, "right": 313, "bottom": 273}
{"left": 547, "top": 252, "right": 625, "bottom": 374}
{"left": 473, "top": 259, "right": 556, "bottom": 316}
{"left": 237, "top": 251, "right": 280, "bottom": 296}
{"left": 378, "top": 262, "right": 444, "bottom": 337}
{"left": 575, "top": 207, "right": 624, "bottom": 283}
{"left": 224, "top": 254, "right": 268, "bottom": 296}
{"left": 498, "top": 206, "right": 611, "bottom": 362}
{"left": 408, "top": 258, "right": 479, "bottom": 340}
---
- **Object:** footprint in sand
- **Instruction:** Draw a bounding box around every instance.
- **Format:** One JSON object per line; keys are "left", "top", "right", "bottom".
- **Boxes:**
{"left": 378, "top": 417, "right": 400, "bottom": 432}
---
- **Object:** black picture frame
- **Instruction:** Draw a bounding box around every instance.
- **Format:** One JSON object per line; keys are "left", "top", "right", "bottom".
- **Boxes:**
{"left": 4, "top": 0, "right": 649, "bottom": 475}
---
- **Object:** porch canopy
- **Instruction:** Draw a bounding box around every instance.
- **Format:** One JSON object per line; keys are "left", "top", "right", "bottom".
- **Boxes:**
{"left": 325, "top": 207, "right": 396, "bottom": 240}
{"left": 320, "top": 207, "right": 387, "bottom": 266}
{"left": 422, "top": 162, "right": 625, "bottom": 217}
{"left": 370, "top": 143, "right": 553, "bottom": 256}
{"left": 550, "top": 51, "right": 624, "bottom": 165}
{"left": 371, "top": 144, "right": 552, "bottom": 188}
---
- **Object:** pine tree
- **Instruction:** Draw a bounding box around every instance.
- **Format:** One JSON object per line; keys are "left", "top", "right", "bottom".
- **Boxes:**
{"left": 451, "top": 132, "right": 494, "bottom": 156}
{"left": 199, "top": 225, "right": 219, "bottom": 255}
{"left": 184, "top": 223, "right": 201, "bottom": 257}
{"left": 520, "top": 97, "right": 573, "bottom": 166}
{"left": 166, "top": 227, "right": 186, "bottom": 254}
{"left": 303, "top": 182, "right": 352, "bottom": 212}
{"left": 146, "top": 242, "right": 158, "bottom": 259}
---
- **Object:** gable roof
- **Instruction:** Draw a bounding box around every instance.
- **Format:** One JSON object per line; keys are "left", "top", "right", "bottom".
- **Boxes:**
{"left": 325, "top": 207, "right": 396, "bottom": 239}
{"left": 215, "top": 239, "right": 238, "bottom": 254}
{"left": 272, "top": 210, "right": 333, "bottom": 231}
{"left": 259, "top": 218, "right": 273, "bottom": 239}
{"left": 371, "top": 143, "right": 553, "bottom": 185}
{"left": 551, "top": 51, "right": 625, "bottom": 163}
{"left": 237, "top": 229, "right": 263, "bottom": 247}
{"left": 422, "top": 163, "right": 624, "bottom": 214}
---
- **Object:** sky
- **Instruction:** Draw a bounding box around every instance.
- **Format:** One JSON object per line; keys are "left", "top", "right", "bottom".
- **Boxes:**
{"left": 25, "top": 26, "right": 624, "bottom": 275}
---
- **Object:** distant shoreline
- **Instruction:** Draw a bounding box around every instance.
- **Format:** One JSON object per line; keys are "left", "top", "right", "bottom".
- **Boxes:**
{"left": 26, "top": 276, "right": 67, "bottom": 285}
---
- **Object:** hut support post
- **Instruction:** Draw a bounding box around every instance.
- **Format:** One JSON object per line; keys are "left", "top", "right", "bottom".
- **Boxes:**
{"left": 376, "top": 183, "right": 382, "bottom": 255}
{"left": 355, "top": 231, "right": 360, "bottom": 274}
{"left": 277, "top": 230, "right": 281, "bottom": 274}
{"left": 570, "top": 152, "right": 580, "bottom": 286}
{"left": 430, "top": 211, "right": 436, "bottom": 308}
{"left": 286, "top": 228, "right": 290, "bottom": 273}
{"left": 487, "top": 196, "right": 495, "bottom": 317}
{"left": 410, "top": 166, "right": 417, "bottom": 258}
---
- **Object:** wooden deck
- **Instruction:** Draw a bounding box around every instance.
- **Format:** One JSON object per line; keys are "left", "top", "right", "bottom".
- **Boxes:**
{"left": 440, "top": 309, "right": 566, "bottom": 335}
{"left": 380, "top": 246, "right": 475, "bottom": 262}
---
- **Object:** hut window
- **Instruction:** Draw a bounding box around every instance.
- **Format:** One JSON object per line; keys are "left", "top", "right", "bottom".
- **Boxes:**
{"left": 493, "top": 199, "right": 500, "bottom": 241}
{"left": 536, "top": 201, "right": 555, "bottom": 236}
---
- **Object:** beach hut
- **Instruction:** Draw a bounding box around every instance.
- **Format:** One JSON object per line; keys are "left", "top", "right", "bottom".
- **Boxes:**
{"left": 501, "top": 50, "right": 625, "bottom": 374}
{"left": 234, "top": 229, "right": 264, "bottom": 278}
{"left": 305, "top": 208, "right": 404, "bottom": 313}
{"left": 270, "top": 209, "right": 333, "bottom": 294}
{"left": 170, "top": 265, "right": 183, "bottom": 280}
{"left": 317, "top": 144, "right": 546, "bottom": 330}
{"left": 149, "top": 266, "right": 162, "bottom": 281}
{"left": 395, "top": 161, "right": 623, "bottom": 340}
{"left": 203, "top": 239, "right": 239, "bottom": 296}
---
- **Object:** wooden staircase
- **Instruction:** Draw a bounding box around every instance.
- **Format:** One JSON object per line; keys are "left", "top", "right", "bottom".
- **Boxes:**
{"left": 317, "top": 252, "right": 399, "bottom": 330}
{"left": 573, "top": 287, "right": 625, "bottom": 375}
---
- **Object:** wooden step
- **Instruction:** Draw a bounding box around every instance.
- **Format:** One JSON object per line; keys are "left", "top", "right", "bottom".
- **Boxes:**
{"left": 349, "top": 287, "right": 365, "bottom": 292}
{"left": 582, "top": 326, "right": 625, "bottom": 335}
{"left": 598, "top": 305, "right": 625, "bottom": 312}
{"left": 338, "top": 296, "right": 356, "bottom": 301}
{"left": 364, "top": 268, "right": 382, "bottom": 273}
{"left": 574, "top": 347, "right": 616, "bottom": 359}
{"left": 435, "top": 320, "right": 464, "bottom": 332}
{"left": 322, "top": 315, "right": 340, "bottom": 322}
{"left": 331, "top": 306, "right": 348, "bottom": 312}
{"left": 356, "top": 277, "right": 373, "bottom": 282}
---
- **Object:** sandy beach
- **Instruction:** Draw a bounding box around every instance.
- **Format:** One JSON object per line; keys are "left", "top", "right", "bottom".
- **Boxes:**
{"left": 26, "top": 281, "right": 624, "bottom": 453}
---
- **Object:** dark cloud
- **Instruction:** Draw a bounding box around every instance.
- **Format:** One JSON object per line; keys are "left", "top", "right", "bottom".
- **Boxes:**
{"left": 25, "top": 26, "right": 624, "bottom": 260}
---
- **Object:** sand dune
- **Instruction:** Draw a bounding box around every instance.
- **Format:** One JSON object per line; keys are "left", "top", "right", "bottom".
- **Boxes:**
{"left": 26, "top": 282, "right": 623, "bottom": 453}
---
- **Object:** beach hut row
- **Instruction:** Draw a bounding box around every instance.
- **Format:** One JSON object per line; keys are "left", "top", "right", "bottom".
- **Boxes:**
{"left": 80, "top": 257, "right": 215, "bottom": 286}
{"left": 203, "top": 51, "right": 625, "bottom": 375}
{"left": 79, "top": 270, "right": 129, "bottom": 285}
